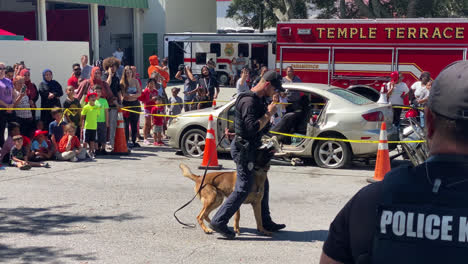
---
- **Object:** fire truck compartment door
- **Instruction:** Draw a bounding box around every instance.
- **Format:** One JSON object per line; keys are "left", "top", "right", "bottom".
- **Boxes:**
{"left": 279, "top": 47, "right": 331, "bottom": 84}
{"left": 332, "top": 48, "right": 393, "bottom": 77}
{"left": 396, "top": 48, "right": 466, "bottom": 82}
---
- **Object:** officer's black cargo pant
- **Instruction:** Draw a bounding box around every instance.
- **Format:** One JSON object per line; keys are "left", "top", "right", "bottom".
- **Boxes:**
{"left": 211, "top": 139, "right": 272, "bottom": 227}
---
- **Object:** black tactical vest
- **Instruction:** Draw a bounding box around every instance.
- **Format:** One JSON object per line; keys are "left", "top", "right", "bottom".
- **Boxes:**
{"left": 371, "top": 156, "right": 468, "bottom": 264}
{"left": 234, "top": 91, "right": 268, "bottom": 145}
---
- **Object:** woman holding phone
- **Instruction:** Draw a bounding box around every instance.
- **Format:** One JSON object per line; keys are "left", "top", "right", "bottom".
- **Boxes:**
{"left": 12, "top": 76, "right": 34, "bottom": 137}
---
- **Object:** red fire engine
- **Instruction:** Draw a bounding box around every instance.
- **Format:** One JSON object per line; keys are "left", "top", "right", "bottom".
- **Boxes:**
{"left": 276, "top": 19, "right": 468, "bottom": 96}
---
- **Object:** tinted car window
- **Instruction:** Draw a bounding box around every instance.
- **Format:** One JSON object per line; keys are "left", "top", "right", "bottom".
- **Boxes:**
{"left": 328, "top": 88, "right": 373, "bottom": 105}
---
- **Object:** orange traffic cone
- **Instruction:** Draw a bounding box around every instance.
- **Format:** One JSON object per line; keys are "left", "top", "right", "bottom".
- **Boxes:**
{"left": 367, "top": 122, "right": 391, "bottom": 183}
{"left": 199, "top": 114, "right": 222, "bottom": 170}
{"left": 212, "top": 99, "right": 216, "bottom": 108}
{"left": 112, "top": 109, "right": 130, "bottom": 155}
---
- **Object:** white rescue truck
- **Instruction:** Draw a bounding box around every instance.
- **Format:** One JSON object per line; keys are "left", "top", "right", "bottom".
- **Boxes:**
{"left": 164, "top": 32, "right": 276, "bottom": 85}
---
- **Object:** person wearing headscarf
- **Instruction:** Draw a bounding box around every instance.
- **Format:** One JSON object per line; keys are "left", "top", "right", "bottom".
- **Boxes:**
{"left": 147, "top": 55, "right": 169, "bottom": 88}
{"left": 75, "top": 66, "right": 114, "bottom": 104}
{"left": 19, "top": 69, "right": 39, "bottom": 120}
{"left": 39, "top": 69, "right": 63, "bottom": 129}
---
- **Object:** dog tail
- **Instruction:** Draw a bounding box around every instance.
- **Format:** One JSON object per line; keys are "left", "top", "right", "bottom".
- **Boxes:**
{"left": 179, "top": 163, "right": 199, "bottom": 182}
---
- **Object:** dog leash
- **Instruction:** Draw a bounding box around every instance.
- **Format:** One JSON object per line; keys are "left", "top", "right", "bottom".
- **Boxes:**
{"left": 173, "top": 133, "right": 227, "bottom": 228}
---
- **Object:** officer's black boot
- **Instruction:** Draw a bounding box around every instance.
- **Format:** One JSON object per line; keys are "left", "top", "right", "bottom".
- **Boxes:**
{"left": 208, "top": 222, "right": 235, "bottom": 239}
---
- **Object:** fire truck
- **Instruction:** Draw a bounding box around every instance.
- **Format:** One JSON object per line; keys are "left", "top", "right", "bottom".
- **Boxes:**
{"left": 164, "top": 32, "right": 276, "bottom": 85}
{"left": 276, "top": 18, "right": 468, "bottom": 100}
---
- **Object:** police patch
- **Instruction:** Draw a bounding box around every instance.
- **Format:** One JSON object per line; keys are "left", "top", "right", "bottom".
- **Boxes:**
{"left": 376, "top": 204, "right": 468, "bottom": 247}
{"left": 247, "top": 162, "right": 254, "bottom": 171}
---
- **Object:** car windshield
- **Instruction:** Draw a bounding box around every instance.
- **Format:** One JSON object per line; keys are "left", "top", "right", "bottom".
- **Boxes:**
{"left": 328, "top": 88, "right": 373, "bottom": 105}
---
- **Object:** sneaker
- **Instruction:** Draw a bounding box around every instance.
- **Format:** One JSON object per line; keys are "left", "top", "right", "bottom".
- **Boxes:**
{"left": 87, "top": 151, "right": 94, "bottom": 160}
{"left": 133, "top": 142, "right": 141, "bottom": 148}
{"left": 71, "top": 157, "right": 78, "bottom": 162}
{"left": 43, "top": 163, "right": 51, "bottom": 168}
{"left": 157, "top": 141, "right": 165, "bottom": 146}
{"left": 153, "top": 142, "right": 159, "bottom": 146}
{"left": 208, "top": 222, "right": 236, "bottom": 239}
{"left": 144, "top": 139, "right": 151, "bottom": 145}
{"left": 20, "top": 164, "right": 32, "bottom": 170}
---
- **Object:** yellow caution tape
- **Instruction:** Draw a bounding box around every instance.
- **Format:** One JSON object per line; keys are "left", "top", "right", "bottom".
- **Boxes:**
{"left": 1, "top": 101, "right": 426, "bottom": 144}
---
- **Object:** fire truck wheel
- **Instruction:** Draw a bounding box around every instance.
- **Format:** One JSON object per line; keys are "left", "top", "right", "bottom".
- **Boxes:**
{"left": 313, "top": 140, "right": 351, "bottom": 169}
{"left": 218, "top": 72, "right": 229, "bottom": 86}
{"left": 181, "top": 128, "right": 206, "bottom": 158}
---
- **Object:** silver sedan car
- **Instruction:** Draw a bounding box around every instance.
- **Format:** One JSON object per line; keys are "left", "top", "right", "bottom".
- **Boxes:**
{"left": 167, "top": 83, "right": 397, "bottom": 169}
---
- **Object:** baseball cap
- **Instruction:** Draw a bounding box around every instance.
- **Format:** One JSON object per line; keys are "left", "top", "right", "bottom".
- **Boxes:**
{"left": 263, "top": 70, "right": 285, "bottom": 92}
{"left": 85, "top": 92, "right": 98, "bottom": 103}
{"left": 428, "top": 60, "right": 468, "bottom": 121}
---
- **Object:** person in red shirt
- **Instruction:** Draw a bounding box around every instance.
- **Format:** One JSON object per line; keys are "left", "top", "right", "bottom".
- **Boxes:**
{"left": 56, "top": 123, "right": 87, "bottom": 161}
{"left": 67, "top": 64, "right": 82, "bottom": 90}
{"left": 151, "top": 97, "right": 165, "bottom": 146}
{"left": 139, "top": 78, "right": 159, "bottom": 145}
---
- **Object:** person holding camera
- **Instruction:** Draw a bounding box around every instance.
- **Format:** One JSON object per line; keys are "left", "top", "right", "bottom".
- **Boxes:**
{"left": 175, "top": 65, "right": 198, "bottom": 112}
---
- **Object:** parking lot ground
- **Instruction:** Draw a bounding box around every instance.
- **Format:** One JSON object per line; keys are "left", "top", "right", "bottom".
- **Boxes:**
{"left": 0, "top": 144, "right": 411, "bottom": 264}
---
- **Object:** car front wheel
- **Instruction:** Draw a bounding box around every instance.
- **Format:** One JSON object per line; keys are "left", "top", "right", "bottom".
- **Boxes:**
{"left": 313, "top": 140, "right": 351, "bottom": 169}
{"left": 181, "top": 128, "right": 206, "bottom": 158}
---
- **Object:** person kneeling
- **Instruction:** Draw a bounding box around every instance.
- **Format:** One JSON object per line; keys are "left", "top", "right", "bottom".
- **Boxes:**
{"left": 57, "top": 124, "right": 87, "bottom": 162}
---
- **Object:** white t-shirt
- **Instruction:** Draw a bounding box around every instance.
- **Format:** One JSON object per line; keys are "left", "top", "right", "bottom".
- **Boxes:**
{"left": 236, "top": 78, "right": 249, "bottom": 94}
{"left": 387, "top": 82, "right": 409, "bottom": 105}
{"left": 411, "top": 81, "right": 427, "bottom": 100}
{"left": 113, "top": 50, "right": 124, "bottom": 61}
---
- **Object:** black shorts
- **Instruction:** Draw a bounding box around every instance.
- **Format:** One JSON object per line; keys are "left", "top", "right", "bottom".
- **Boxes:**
{"left": 84, "top": 129, "right": 97, "bottom": 143}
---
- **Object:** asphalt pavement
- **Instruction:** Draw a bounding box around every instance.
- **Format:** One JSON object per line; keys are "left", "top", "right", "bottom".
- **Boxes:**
{"left": 0, "top": 141, "right": 383, "bottom": 264}
{"left": 0, "top": 85, "right": 410, "bottom": 263}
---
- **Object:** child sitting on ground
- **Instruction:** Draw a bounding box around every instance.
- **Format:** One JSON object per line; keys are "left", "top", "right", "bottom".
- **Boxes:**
{"left": 80, "top": 93, "right": 100, "bottom": 159}
{"left": 63, "top": 86, "right": 82, "bottom": 137}
{"left": 49, "top": 108, "right": 67, "bottom": 150}
{"left": 10, "top": 135, "right": 47, "bottom": 170}
{"left": 57, "top": 123, "right": 87, "bottom": 161}
{"left": 151, "top": 97, "right": 165, "bottom": 146}
{"left": 95, "top": 85, "right": 109, "bottom": 155}
{"left": 29, "top": 130, "right": 52, "bottom": 166}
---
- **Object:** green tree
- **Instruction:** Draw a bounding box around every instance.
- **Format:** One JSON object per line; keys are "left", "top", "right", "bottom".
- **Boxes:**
{"left": 226, "top": 0, "right": 308, "bottom": 32}
{"left": 311, "top": 0, "right": 468, "bottom": 18}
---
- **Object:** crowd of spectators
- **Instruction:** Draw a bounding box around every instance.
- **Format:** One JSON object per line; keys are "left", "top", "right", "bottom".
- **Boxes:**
{"left": 0, "top": 54, "right": 186, "bottom": 170}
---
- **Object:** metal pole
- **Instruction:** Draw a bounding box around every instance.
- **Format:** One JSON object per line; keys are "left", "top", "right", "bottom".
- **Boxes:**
{"left": 37, "top": 0, "right": 47, "bottom": 40}
{"left": 90, "top": 3, "right": 99, "bottom": 63}
{"left": 133, "top": 8, "right": 142, "bottom": 71}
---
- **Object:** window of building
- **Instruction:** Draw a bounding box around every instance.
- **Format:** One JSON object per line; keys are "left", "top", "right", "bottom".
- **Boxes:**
{"left": 210, "top": 43, "right": 221, "bottom": 57}
{"left": 195, "top": 53, "right": 206, "bottom": 65}
{"left": 238, "top": 44, "right": 249, "bottom": 57}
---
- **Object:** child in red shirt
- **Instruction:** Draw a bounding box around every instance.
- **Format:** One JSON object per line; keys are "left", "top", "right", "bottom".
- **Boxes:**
{"left": 57, "top": 124, "right": 87, "bottom": 161}
{"left": 139, "top": 78, "right": 159, "bottom": 145}
{"left": 151, "top": 97, "right": 165, "bottom": 146}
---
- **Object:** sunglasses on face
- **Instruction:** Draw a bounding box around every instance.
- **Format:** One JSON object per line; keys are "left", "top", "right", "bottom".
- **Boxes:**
{"left": 13, "top": 138, "right": 23, "bottom": 142}
{"left": 74, "top": 68, "right": 81, "bottom": 71}
{"left": 0, "top": 67, "right": 5, "bottom": 70}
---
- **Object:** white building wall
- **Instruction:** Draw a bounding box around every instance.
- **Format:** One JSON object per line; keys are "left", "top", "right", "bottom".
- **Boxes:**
{"left": 0, "top": 40, "right": 89, "bottom": 105}
{"left": 99, "top": 7, "right": 133, "bottom": 60}
{"left": 141, "top": 0, "right": 167, "bottom": 57}
{"left": 165, "top": 0, "right": 216, "bottom": 33}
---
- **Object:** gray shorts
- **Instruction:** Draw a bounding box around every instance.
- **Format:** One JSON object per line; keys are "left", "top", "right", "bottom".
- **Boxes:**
{"left": 153, "top": 125, "right": 163, "bottom": 134}
{"left": 97, "top": 122, "right": 107, "bottom": 144}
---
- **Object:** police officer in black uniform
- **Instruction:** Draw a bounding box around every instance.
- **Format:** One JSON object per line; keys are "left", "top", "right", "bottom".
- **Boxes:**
{"left": 320, "top": 60, "right": 468, "bottom": 264}
{"left": 210, "top": 70, "right": 286, "bottom": 239}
